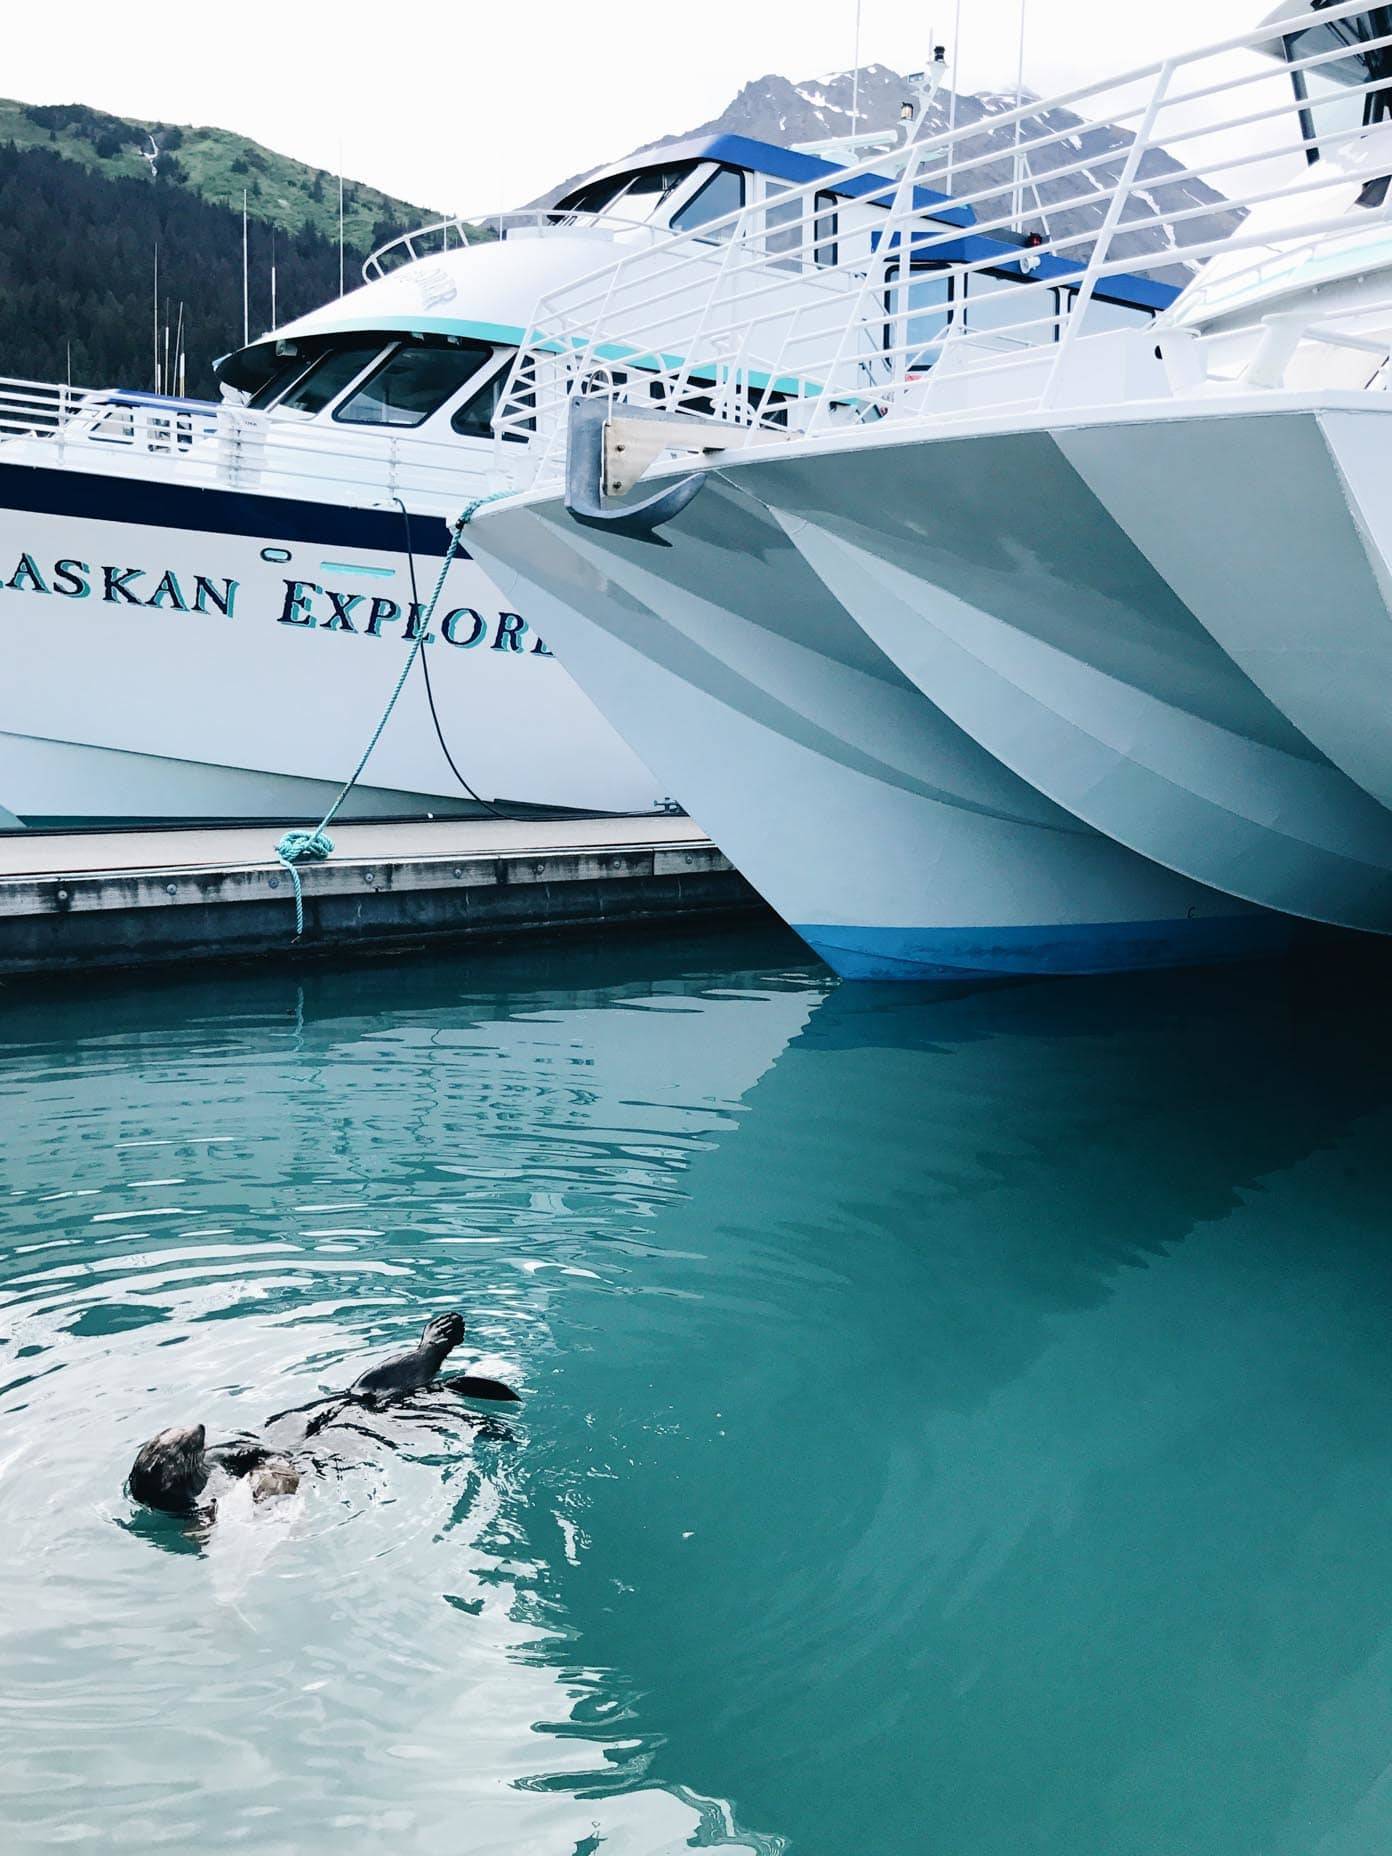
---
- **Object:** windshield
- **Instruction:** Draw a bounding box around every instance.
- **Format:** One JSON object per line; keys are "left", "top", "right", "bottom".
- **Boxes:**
{"left": 274, "top": 343, "right": 385, "bottom": 416}
{"left": 1286, "top": 8, "right": 1392, "bottom": 161}
{"left": 247, "top": 356, "right": 311, "bottom": 409}
{"left": 333, "top": 342, "right": 494, "bottom": 428}
{"left": 553, "top": 162, "right": 696, "bottom": 226}
{"left": 1172, "top": 219, "right": 1392, "bottom": 326}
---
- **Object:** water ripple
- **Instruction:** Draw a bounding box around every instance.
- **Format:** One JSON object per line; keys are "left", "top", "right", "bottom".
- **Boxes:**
{"left": 0, "top": 934, "right": 818, "bottom": 1854}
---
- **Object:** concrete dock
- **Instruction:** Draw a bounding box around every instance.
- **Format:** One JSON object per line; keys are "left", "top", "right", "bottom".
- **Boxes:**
{"left": 0, "top": 815, "right": 761, "bottom": 977}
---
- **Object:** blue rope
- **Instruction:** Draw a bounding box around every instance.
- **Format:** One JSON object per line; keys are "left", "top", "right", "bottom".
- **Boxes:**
{"left": 456, "top": 488, "right": 515, "bottom": 526}
{"left": 274, "top": 516, "right": 469, "bottom": 938}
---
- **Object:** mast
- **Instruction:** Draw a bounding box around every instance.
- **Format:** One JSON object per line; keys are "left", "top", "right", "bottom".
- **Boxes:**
{"left": 152, "top": 243, "right": 160, "bottom": 393}
{"left": 172, "top": 301, "right": 185, "bottom": 398}
{"left": 338, "top": 152, "right": 345, "bottom": 297}
{"left": 1012, "top": 0, "right": 1028, "bottom": 229}
{"left": 242, "top": 189, "right": 249, "bottom": 344}
{"left": 946, "top": 0, "right": 962, "bottom": 189}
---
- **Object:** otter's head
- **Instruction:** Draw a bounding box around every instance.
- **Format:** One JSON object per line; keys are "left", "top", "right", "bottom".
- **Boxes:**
{"left": 127, "top": 1423, "right": 210, "bottom": 1514}
{"left": 421, "top": 1311, "right": 465, "bottom": 1356}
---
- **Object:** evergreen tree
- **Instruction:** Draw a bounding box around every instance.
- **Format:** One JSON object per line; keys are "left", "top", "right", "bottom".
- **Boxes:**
{"left": 0, "top": 141, "right": 376, "bottom": 393}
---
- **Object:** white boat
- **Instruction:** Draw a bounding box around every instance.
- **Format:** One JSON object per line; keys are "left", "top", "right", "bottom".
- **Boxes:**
{"left": 463, "top": 1, "right": 1392, "bottom": 976}
{"left": 0, "top": 200, "right": 714, "bottom": 828}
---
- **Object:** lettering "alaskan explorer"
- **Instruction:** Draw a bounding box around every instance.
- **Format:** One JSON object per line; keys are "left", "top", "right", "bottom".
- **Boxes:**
{"left": 0, "top": 551, "right": 551, "bottom": 654}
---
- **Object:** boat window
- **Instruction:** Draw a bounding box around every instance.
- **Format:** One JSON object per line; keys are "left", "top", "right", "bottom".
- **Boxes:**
{"left": 247, "top": 356, "right": 313, "bottom": 410}
{"left": 746, "top": 385, "right": 793, "bottom": 429}
{"left": 334, "top": 341, "right": 495, "bottom": 428}
{"left": 814, "top": 192, "right": 839, "bottom": 267}
{"left": 885, "top": 266, "right": 953, "bottom": 366}
{"left": 764, "top": 183, "right": 805, "bottom": 266}
{"left": 452, "top": 354, "right": 536, "bottom": 441}
{"left": 1286, "top": 14, "right": 1392, "bottom": 164}
{"left": 552, "top": 174, "right": 635, "bottom": 222}
{"left": 88, "top": 405, "right": 135, "bottom": 444}
{"left": 671, "top": 166, "right": 746, "bottom": 239}
{"left": 1070, "top": 290, "right": 1152, "bottom": 335}
{"left": 963, "top": 270, "right": 1053, "bottom": 345}
{"left": 276, "top": 342, "right": 387, "bottom": 416}
{"left": 619, "top": 162, "right": 697, "bottom": 221}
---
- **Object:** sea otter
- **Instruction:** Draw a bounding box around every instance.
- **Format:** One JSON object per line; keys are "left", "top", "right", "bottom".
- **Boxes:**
{"left": 127, "top": 1311, "right": 517, "bottom": 1514}
{"left": 292, "top": 1309, "right": 518, "bottom": 1437}
{"left": 348, "top": 1311, "right": 518, "bottom": 1402}
{"left": 126, "top": 1424, "right": 300, "bottom": 1517}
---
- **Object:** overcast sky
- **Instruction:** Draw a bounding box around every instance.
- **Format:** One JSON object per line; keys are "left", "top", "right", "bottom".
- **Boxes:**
{"left": 8, "top": 0, "right": 1278, "bottom": 212}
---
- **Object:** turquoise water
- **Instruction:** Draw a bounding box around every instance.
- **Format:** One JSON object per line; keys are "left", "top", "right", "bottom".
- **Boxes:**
{"left": 4, "top": 927, "right": 1392, "bottom": 1855}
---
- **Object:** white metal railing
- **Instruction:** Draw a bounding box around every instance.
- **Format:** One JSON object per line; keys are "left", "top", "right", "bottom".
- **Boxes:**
{"left": 493, "top": 0, "right": 1392, "bottom": 485}
{"left": 0, "top": 377, "right": 498, "bottom": 517}
{"left": 364, "top": 216, "right": 487, "bottom": 280}
{"left": 362, "top": 208, "right": 687, "bottom": 282}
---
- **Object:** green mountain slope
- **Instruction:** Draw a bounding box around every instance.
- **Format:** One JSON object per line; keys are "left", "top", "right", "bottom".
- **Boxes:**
{"left": 0, "top": 97, "right": 443, "bottom": 251}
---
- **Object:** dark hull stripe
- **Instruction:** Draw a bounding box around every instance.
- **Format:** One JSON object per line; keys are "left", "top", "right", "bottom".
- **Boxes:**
{"left": 0, "top": 460, "right": 469, "bottom": 558}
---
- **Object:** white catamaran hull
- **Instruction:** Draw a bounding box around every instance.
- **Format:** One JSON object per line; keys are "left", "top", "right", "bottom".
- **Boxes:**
{"left": 0, "top": 461, "right": 664, "bottom": 828}
{"left": 731, "top": 409, "right": 1392, "bottom": 936}
{"left": 1041, "top": 402, "right": 1392, "bottom": 819}
{"left": 470, "top": 477, "right": 1282, "bottom": 980}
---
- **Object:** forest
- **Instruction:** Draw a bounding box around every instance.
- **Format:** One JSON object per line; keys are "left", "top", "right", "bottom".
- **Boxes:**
{"left": 0, "top": 137, "right": 417, "bottom": 395}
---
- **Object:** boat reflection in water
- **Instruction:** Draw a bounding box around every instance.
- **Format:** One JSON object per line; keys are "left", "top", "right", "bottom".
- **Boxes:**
{"left": 522, "top": 946, "right": 1392, "bottom": 1856}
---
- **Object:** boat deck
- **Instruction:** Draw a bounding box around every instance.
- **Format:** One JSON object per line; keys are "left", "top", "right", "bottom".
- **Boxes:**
{"left": 0, "top": 814, "right": 760, "bottom": 977}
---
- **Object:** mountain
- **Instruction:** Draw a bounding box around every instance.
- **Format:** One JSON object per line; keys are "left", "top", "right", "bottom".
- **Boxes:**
{"left": 0, "top": 98, "right": 442, "bottom": 251}
{"left": 0, "top": 100, "right": 466, "bottom": 398}
{"left": 549, "top": 64, "right": 1239, "bottom": 282}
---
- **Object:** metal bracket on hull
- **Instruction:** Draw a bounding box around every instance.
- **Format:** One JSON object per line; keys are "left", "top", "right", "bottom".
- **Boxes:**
{"left": 564, "top": 397, "right": 716, "bottom": 544}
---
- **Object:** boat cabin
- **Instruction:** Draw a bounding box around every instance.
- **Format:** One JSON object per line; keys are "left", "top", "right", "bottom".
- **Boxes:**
{"left": 216, "top": 132, "right": 1171, "bottom": 451}
{"left": 1167, "top": 4, "right": 1392, "bottom": 343}
{"left": 549, "top": 133, "right": 1173, "bottom": 342}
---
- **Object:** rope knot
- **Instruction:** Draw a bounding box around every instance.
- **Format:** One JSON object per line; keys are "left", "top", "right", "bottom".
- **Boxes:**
{"left": 274, "top": 829, "right": 335, "bottom": 938}
{"left": 275, "top": 828, "right": 334, "bottom": 866}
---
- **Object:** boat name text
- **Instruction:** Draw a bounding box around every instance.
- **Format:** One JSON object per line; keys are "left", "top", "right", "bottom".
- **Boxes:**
{"left": 0, "top": 552, "right": 552, "bottom": 655}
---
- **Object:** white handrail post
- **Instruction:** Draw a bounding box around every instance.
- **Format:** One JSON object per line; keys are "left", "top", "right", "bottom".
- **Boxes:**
{"left": 1042, "top": 55, "right": 1175, "bottom": 411}
{"left": 666, "top": 214, "right": 751, "bottom": 429}
{"left": 813, "top": 160, "right": 918, "bottom": 434}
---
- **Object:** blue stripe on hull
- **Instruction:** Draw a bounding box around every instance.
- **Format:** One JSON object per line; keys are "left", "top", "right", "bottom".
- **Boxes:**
{"left": 796, "top": 915, "right": 1297, "bottom": 980}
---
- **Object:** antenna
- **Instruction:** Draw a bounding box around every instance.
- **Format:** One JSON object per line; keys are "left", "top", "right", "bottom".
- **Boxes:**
{"left": 152, "top": 242, "right": 160, "bottom": 392}
{"left": 270, "top": 226, "right": 278, "bottom": 329}
{"left": 338, "top": 142, "right": 345, "bottom": 298}
{"left": 851, "top": 0, "right": 863, "bottom": 134}
{"left": 242, "top": 189, "right": 249, "bottom": 344}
